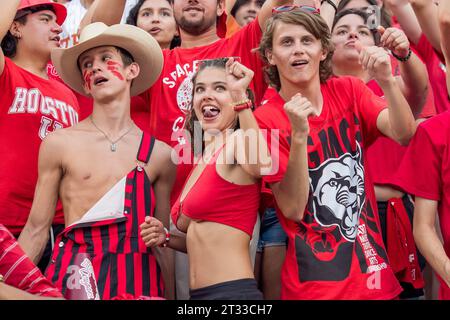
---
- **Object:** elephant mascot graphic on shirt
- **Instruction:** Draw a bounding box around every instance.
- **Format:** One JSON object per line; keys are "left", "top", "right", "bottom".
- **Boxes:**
{"left": 295, "top": 142, "right": 367, "bottom": 282}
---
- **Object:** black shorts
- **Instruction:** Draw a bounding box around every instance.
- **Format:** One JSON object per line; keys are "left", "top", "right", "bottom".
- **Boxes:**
{"left": 190, "top": 279, "right": 264, "bottom": 300}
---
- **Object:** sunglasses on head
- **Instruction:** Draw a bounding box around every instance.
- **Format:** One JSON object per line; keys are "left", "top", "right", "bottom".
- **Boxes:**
{"left": 272, "top": 5, "right": 320, "bottom": 16}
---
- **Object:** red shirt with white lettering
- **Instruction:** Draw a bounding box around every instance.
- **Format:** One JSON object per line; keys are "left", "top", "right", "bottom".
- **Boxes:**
{"left": 140, "top": 18, "right": 266, "bottom": 203}
{"left": 0, "top": 58, "right": 79, "bottom": 235}
{"left": 0, "top": 224, "right": 62, "bottom": 297}
{"left": 394, "top": 112, "right": 450, "bottom": 299}
{"left": 255, "top": 77, "right": 402, "bottom": 299}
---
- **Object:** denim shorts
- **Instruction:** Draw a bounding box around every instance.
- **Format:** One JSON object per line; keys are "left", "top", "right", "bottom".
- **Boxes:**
{"left": 256, "top": 207, "right": 288, "bottom": 252}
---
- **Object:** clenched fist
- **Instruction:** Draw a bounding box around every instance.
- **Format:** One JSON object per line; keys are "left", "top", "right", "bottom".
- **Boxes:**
{"left": 358, "top": 44, "right": 393, "bottom": 84}
{"left": 140, "top": 216, "right": 166, "bottom": 248}
{"left": 284, "top": 93, "right": 317, "bottom": 140}
{"left": 378, "top": 26, "right": 410, "bottom": 59}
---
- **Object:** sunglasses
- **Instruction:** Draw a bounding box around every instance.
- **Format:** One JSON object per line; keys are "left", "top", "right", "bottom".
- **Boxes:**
{"left": 272, "top": 5, "right": 320, "bottom": 15}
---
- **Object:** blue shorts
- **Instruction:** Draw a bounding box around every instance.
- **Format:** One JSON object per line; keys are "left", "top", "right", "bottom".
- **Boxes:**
{"left": 256, "top": 207, "right": 287, "bottom": 252}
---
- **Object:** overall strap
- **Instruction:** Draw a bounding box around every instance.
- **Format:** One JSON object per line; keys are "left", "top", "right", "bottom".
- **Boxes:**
{"left": 136, "top": 133, "right": 155, "bottom": 164}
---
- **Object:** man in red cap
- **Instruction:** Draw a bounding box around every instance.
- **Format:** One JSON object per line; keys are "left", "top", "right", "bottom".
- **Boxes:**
{"left": 0, "top": 0, "right": 79, "bottom": 271}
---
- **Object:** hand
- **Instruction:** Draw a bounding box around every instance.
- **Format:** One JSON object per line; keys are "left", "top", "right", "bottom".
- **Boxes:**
{"left": 284, "top": 93, "right": 316, "bottom": 140}
{"left": 357, "top": 43, "right": 393, "bottom": 84}
{"left": 140, "top": 216, "right": 166, "bottom": 247}
{"left": 225, "top": 57, "right": 254, "bottom": 101}
{"left": 378, "top": 26, "right": 410, "bottom": 58}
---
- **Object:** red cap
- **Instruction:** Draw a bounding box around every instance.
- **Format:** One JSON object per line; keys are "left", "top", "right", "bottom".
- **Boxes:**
{"left": 17, "top": 0, "right": 67, "bottom": 25}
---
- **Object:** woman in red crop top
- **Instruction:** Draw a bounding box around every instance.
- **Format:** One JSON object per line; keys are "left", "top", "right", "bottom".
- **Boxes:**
{"left": 139, "top": 57, "right": 272, "bottom": 300}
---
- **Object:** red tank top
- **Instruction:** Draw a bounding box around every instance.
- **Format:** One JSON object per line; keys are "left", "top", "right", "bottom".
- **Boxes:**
{"left": 171, "top": 145, "right": 260, "bottom": 237}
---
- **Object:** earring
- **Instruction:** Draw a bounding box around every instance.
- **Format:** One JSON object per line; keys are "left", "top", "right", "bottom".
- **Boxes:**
{"left": 14, "top": 33, "right": 22, "bottom": 39}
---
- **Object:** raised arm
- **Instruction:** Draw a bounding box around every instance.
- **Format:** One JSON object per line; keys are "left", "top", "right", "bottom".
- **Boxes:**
{"left": 378, "top": 26, "right": 427, "bottom": 118}
{"left": 225, "top": 58, "right": 272, "bottom": 179}
{"left": 357, "top": 43, "right": 416, "bottom": 145}
{"left": 0, "top": 0, "right": 22, "bottom": 75}
{"left": 258, "top": 0, "right": 294, "bottom": 31}
{"left": 409, "top": 0, "right": 441, "bottom": 54}
{"left": 18, "top": 132, "right": 65, "bottom": 264}
{"left": 270, "top": 94, "right": 316, "bottom": 222}
{"left": 320, "top": 0, "right": 340, "bottom": 31}
{"left": 384, "top": 0, "right": 422, "bottom": 45}
{"left": 91, "top": 0, "right": 126, "bottom": 25}
{"left": 439, "top": 0, "right": 450, "bottom": 96}
{"left": 413, "top": 197, "right": 450, "bottom": 289}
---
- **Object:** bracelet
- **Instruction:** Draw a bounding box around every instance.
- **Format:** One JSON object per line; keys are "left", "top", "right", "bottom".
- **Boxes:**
{"left": 159, "top": 227, "right": 170, "bottom": 248}
{"left": 232, "top": 99, "right": 252, "bottom": 112}
{"left": 0, "top": 274, "right": 4, "bottom": 283}
{"left": 391, "top": 48, "right": 412, "bottom": 62}
{"left": 321, "top": 0, "right": 337, "bottom": 12}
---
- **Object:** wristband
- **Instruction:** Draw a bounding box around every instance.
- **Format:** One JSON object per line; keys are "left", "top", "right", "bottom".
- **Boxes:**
{"left": 391, "top": 48, "right": 412, "bottom": 62}
{"left": 232, "top": 99, "right": 252, "bottom": 112}
{"left": 159, "top": 227, "right": 170, "bottom": 247}
{"left": 321, "top": 0, "right": 337, "bottom": 12}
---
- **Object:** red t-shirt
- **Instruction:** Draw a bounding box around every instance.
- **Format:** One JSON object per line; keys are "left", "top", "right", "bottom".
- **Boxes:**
{"left": 394, "top": 112, "right": 450, "bottom": 299}
{"left": 365, "top": 76, "right": 436, "bottom": 186}
{"left": 412, "top": 34, "right": 450, "bottom": 114}
{"left": 255, "top": 77, "right": 402, "bottom": 299}
{"left": 0, "top": 58, "right": 79, "bottom": 235}
{"left": 142, "top": 18, "right": 265, "bottom": 146}
{"left": 141, "top": 18, "right": 266, "bottom": 203}
{"left": 0, "top": 224, "right": 62, "bottom": 297}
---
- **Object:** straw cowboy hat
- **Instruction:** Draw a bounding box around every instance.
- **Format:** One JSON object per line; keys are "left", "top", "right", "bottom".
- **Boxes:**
{"left": 51, "top": 22, "right": 163, "bottom": 97}
{"left": 16, "top": 0, "right": 67, "bottom": 25}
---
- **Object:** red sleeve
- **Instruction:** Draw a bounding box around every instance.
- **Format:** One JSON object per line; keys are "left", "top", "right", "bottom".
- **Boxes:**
{"left": 255, "top": 108, "right": 290, "bottom": 185}
{"left": 227, "top": 17, "right": 267, "bottom": 106}
{"left": 394, "top": 125, "right": 442, "bottom": 201}
{"left": 413, "top": 33, "right": 445, "bottom": 65}
{"left": 354, "top": 78, "right": 387, "bottom": 146}
{"left": 0, "top": 225, "right": 63, "bottom": 298}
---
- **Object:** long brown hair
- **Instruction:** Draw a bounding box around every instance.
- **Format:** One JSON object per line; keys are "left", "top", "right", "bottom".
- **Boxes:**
{"left": 184, "top": 57, "right": 255, "bottom": 156}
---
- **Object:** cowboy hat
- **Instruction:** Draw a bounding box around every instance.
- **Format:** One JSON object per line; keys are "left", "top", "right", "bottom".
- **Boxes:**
{"left": 51, "top": 22, "right": 163, "bottom": 97}
{"left": 16, "top": 0, "right": 67, "bottom": 25}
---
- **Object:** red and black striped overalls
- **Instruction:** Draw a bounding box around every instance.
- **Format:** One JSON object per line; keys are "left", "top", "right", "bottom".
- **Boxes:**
{"left": 45, "top": 133, "right": 164, "bottom": 299}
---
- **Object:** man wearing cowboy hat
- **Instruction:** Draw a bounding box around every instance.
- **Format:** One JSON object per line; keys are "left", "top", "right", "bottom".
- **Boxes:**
{"left": 18, "top": 22, "right": 176, "bottom": 300}
{"left": 0, "top": 0, "right": 80, "bottom": 271}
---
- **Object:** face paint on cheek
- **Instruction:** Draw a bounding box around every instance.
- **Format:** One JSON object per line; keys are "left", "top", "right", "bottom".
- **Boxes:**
{"left": 107, "top": 60, "right": 125, "bottom": 81}
{"left": 83, "top": 70, "right": 93, "bottom": 90}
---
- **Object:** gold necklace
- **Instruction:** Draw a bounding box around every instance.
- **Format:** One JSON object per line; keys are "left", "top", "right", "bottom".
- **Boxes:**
{"left": 90, "top": 116, "right": 134, "bottom": 152}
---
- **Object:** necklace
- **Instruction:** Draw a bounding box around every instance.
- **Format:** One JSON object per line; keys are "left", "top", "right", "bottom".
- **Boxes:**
{"left": 90, "top": 116, "right": 134, "bottom": 152}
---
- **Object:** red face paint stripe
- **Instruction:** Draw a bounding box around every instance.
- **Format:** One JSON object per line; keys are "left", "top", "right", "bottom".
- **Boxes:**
{"left": 107, "top": 60, "right": 121, "bottom": 67}
{"left": 83, "top": 70, "right": 93, "bottom": 90}
{"left": 108, "top": 67, "right": 125, "bottom": 81}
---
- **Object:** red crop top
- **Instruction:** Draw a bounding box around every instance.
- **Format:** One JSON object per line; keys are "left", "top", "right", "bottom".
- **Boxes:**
{"left": 171, "top": 145, "right": 261, "bottom": 237}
